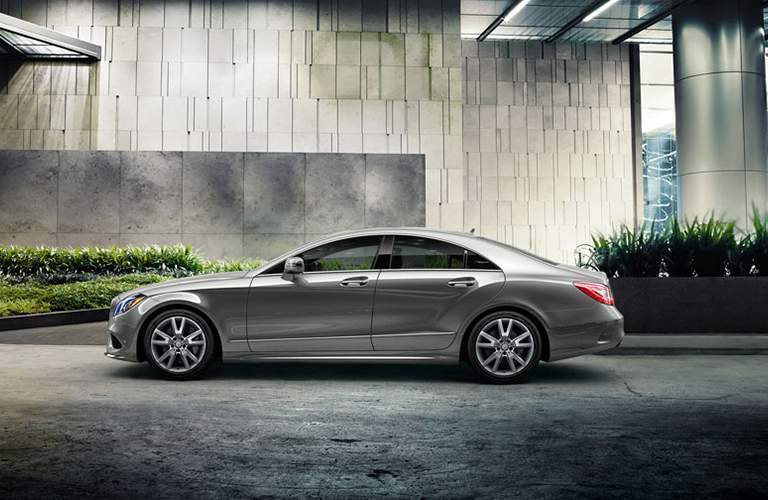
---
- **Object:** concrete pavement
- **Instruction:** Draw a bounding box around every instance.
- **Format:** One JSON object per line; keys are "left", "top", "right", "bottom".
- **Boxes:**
{"left": 0, "top": 344, "right": 766, "bottom": 498}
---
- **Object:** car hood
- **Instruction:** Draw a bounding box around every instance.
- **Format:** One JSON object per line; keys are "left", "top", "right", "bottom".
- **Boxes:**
{"left": 129, "top": 271, "right": 248, "bottom": 298}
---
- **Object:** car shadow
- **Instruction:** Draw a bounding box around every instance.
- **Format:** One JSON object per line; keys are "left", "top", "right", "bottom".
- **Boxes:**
{"left": 108, "top": 359, "right": 614, "bottom": 385}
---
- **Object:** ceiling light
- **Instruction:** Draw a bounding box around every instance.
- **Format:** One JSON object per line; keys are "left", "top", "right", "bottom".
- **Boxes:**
{"left": 486, "top": 35, "right": 530, "bottom": 40}
{"left": 504, "top": 0, "right": 530, "bottom": 23}
{"left": 583, "top": 0, "right": 620, "bottom": 22}
{"left": 477, "top": 0, "right": 531, "bottom": 41}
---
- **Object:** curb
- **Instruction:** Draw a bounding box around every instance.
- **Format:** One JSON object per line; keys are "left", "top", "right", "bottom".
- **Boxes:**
{"left": 0, "top": 309, "right": 109, "bottom": 331}
{"left": 600, "top": 347, "right": 768, "bottom": 355}
{"left": 599, "top": 334, "right": 768, "bottom": 355}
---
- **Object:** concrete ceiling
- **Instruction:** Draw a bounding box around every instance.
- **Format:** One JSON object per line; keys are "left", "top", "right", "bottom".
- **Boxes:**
{"left": 460, "top": 0, "right": 688, "bottom": 44}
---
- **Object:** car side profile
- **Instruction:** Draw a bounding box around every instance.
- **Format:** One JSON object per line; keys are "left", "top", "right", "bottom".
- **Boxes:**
{"left": 105, "top": 228, "right": 623, "bottom": 383}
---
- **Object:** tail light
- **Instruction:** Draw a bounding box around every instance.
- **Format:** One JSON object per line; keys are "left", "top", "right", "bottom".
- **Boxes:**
{"left": 574, "top": 281, "right": 614, "bottom": 306}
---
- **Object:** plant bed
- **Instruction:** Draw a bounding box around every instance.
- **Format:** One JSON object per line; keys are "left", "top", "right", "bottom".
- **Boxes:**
{"left": 0, "top": 245, "right": 264, "bottom": 320}
{"left": 0, "top": 273, "right": 172, "bottom": 317}
{"left": 612, "top": 277, "right": 768, "bottom": 333}
{"left": 580, "top": 213, "right": 768, "bottom": 333}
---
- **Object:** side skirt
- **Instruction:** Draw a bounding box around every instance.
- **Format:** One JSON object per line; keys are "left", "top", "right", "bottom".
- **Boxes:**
{"left": 222, "top": 352, "right": 459, "bottom": 363}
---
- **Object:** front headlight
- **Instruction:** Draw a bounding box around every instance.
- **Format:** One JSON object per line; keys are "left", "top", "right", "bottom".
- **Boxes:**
{"left": 113, "top": 294, "right": 147, "bottom": 316}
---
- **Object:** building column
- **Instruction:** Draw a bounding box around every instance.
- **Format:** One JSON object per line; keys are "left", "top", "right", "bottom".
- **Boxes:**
{"left": 672, "top": 0, "right": 767, "bottom": 227}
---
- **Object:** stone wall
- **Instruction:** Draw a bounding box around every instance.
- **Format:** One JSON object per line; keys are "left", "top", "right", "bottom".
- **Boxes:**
{"left": 462, "top": 40, "right": 637, "bottom": 263}
{"left": 0, "top": 150, "right": 425, "bottom": 259}
{"left": 0, "top": 1, "right": 642, "bottom": 263}
{"left": 0, "top": 0, "right": 462, "bottom": 234}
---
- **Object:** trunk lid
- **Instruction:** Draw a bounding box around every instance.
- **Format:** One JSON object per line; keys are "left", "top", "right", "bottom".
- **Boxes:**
{"left": 557, "top": 263, "right": 609, "bottom": 285}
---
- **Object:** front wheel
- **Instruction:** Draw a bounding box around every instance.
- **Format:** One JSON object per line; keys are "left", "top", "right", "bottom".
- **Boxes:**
{"left": 467, "top": 312, "right": 542, "bottom": 384}
{"left": 143, "top": 309, "right": 217, "bottom": 380}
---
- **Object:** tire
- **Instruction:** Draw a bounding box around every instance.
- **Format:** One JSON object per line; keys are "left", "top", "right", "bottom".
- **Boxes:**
{"left": 466, "top": 311, "right": 542, "bottom": 384}
{"left": 143, "top": 309, "right": 217, "bottom": 380}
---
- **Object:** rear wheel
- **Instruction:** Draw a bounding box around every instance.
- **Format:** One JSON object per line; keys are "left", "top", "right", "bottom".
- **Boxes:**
{"left": 143, "top": 309, "right": 216, "bottom": 380}
{"left": 467, "top": 311, "right": 541, "bottom": 384}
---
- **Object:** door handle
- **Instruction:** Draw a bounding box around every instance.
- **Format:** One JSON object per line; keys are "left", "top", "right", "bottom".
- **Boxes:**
{"left": 447, "top": 277, "right": 477, "bottom": 287}
{"left": 340, "top": 276, "right": 369, "bottom": 287}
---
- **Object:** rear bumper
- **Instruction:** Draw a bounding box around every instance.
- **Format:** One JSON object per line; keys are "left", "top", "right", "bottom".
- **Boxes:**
{"left": 547, "top": 308, "right": 624, "bottom": 361}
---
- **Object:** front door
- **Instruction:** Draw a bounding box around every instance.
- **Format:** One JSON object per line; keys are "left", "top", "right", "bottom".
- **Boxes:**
{"left": 371, "top": 235, "right": 506, "bottom": 351}
{"left": 246, "top": 236, "right": 384, "bottom": 352}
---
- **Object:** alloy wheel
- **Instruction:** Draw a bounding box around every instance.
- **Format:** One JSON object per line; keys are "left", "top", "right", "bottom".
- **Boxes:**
{"left": 474, "top": 317, "right": 535, "bottom": 376}
{"left": 149, "top": 316, "right": 207, "bottom": 373}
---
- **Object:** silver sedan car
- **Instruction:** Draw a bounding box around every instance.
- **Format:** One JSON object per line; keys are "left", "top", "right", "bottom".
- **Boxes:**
{"left": 105, "top": 228, "right": 623, "bottom": 383}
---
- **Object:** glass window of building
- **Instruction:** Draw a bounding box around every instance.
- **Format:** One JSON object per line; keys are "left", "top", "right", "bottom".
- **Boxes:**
{"left": 639, "top": 44, "right": 678, "bottom": 228}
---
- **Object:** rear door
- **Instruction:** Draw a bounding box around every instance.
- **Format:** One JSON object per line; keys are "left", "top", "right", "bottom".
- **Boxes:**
{"left": 371, "top": 235, "right": 505, "bottom": 351}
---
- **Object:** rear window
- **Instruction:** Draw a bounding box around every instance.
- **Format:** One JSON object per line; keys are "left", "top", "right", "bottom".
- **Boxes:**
{"left": 477, "top": 237, "right": 558, "bottom": 266}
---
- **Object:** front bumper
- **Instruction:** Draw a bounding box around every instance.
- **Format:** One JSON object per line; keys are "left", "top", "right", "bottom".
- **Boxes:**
{"left": 104, "top": 351, "right": 138, "bottom": 362}
{"left": 104, "top": 297, "right": 156, "bottom": 362}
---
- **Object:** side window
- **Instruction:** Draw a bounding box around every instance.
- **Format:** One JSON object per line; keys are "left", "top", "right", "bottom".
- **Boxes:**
{"left": 262, "top": 260, "right": 286, "bottom": 275}
{"left": 300, "top": 236, "right": 382, "bottom": 272}
{"left": 465, "top": 251, "right": 499, "bottom": 270}
{"left": 390, "top": 236, "right": 499, "bottom": 270}
{"left": 390, "top": 236, "right": 466, "bottom": 269}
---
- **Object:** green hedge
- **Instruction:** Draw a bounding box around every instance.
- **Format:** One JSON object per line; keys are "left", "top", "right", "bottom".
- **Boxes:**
{"left": 584, "top": 211, "right": 768, "bottom": 278}
{"left": 0, "top": 245, "right": 201, "bottom": 279}
{"left": 0, "top": 245, "right": 265, "bottom": 317}
{"left": 0, "top": 274, "right": 170, "bottom": 316}
{"left": 199, "top": 258, "right": 264, "bottom": 274}
{"left": 0, "top": 245, "right": 263, "bottom": 282}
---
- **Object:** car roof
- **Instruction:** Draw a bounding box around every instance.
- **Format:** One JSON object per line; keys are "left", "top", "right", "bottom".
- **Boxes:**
{"left": 321, "top": 227, "right": 477, "bottom": 241}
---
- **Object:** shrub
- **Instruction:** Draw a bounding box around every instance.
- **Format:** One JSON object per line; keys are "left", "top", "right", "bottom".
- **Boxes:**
{"left": 727, "top": 235, "right": 755, "bottom": 277}
{"left": 0, "top": 245, "right": 265, "bottom": 283}
{"left": 750, "top": 208, "right": 768, "bottom": 276}
{"left": 0, "top": 274, "right": 170, "bottom": 316}
{"left": 0, "top": 244, "right": 268, "bottom": 316}
{"left": 666, "top": 216, "right": 735, "bottom": 277}
{"left": 663, "top": 217, "right": 695, "bottom": 277}
{"left": 583, "top": 213, "right": 760, "bottom": 278}
{"left": 1, "top": 273, "right": 105, "bottom": 285}
{"left": 0, "top": 243, "right": 270, "bottom": 316}
{"left": 0, "top": 297, "right": 52, "bottom": 316}
{"left": 590, "top": 224, "right": 665, "bottom": 278}
{"left": 0, "top": 245, "right": 204, "bottom": 280}
{"left": 199, "top": 258, "right": 264, "bottom": 274}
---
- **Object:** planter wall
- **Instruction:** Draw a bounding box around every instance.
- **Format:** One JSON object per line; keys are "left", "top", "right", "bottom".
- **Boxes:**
{"left": 0, "top": 308, "right": 109, "bottom": 332}
{"left": 611, "top": 277, "right": 768, "bottom": 333}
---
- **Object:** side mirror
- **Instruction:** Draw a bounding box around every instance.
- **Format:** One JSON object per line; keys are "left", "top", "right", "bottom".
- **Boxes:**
{"left": 282, "top": 257, "right": 304, "bottom": 281}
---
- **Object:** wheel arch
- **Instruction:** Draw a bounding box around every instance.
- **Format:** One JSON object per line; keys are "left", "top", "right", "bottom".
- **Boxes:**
{"left": 459, "top": 304, "right": 550, "bottom": 363}
{"left": 136, "top": 302, "right": 223, "bottom": 363}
